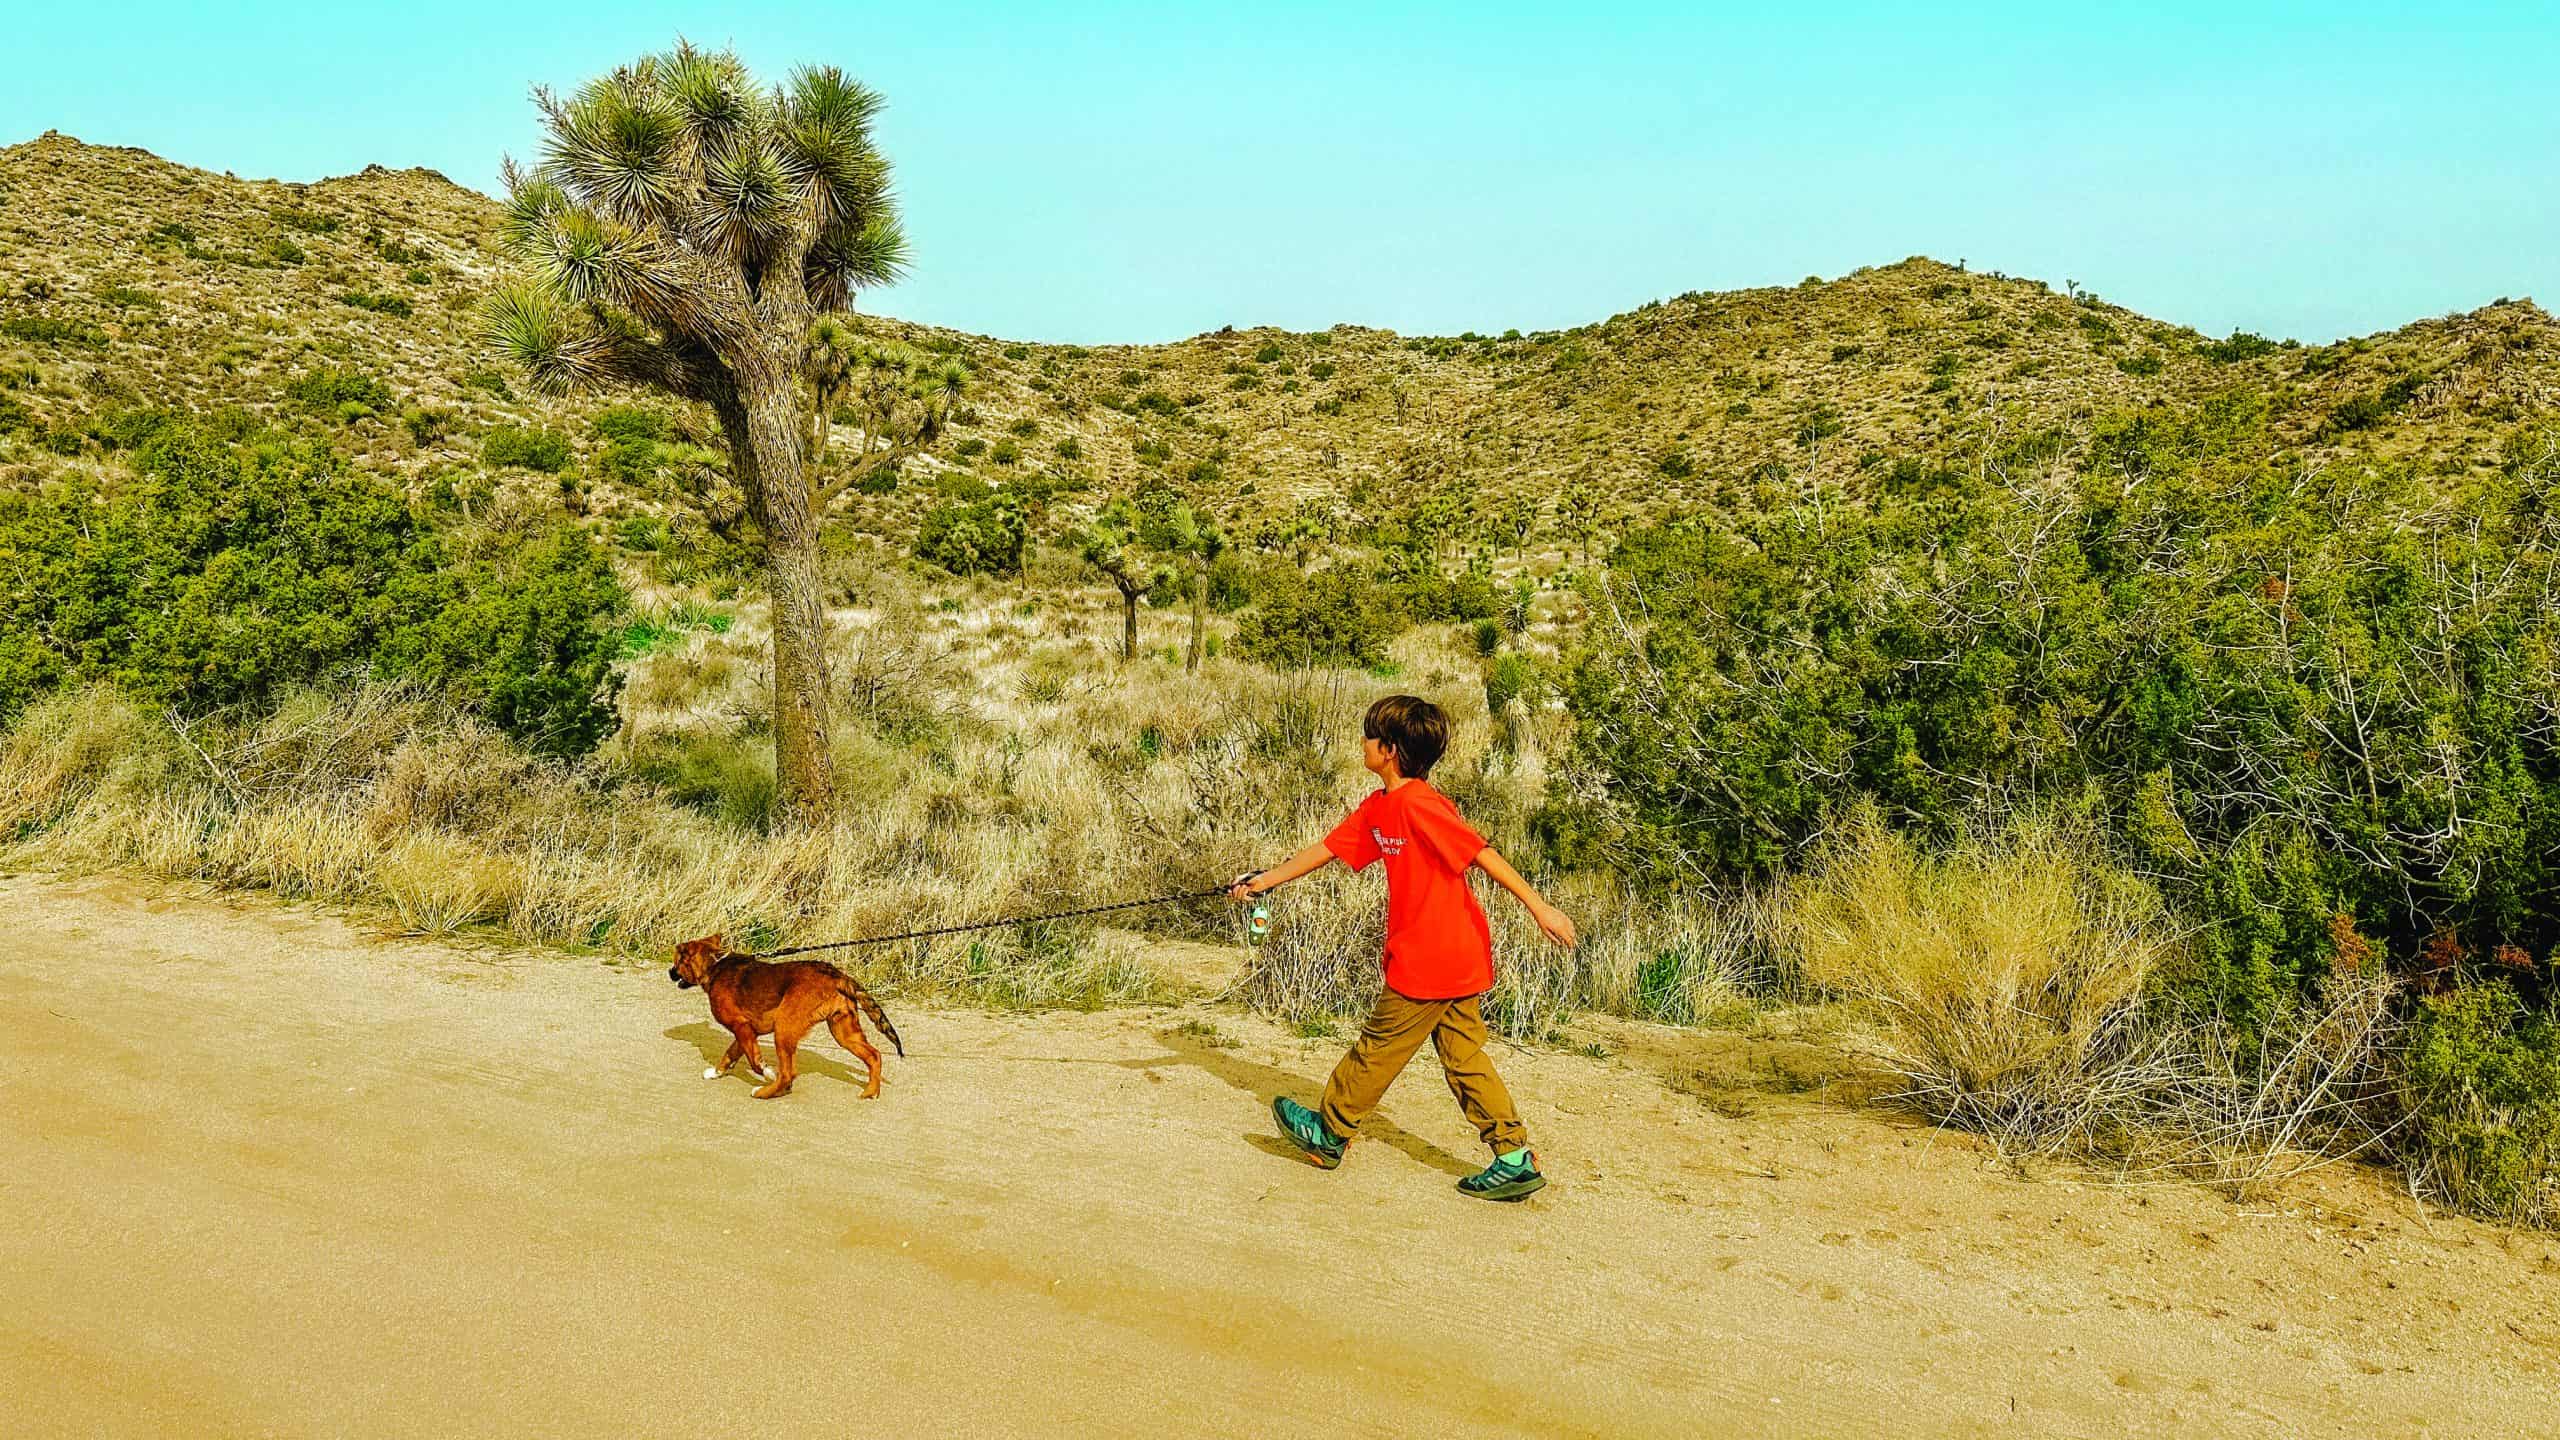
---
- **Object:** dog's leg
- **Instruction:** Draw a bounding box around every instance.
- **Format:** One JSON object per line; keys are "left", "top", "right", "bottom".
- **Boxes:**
{"left": 725, "top": 1022, "right": 766, "bottom": 1079}
{"left": 828, "top": 1011, "right": 885, "bottom": 1099}
{"left": 755, "top": 1021, "right": 803, "bottom": 1099}
{"left": 705, "top": 1034, "right": 747, "bottom": 1080}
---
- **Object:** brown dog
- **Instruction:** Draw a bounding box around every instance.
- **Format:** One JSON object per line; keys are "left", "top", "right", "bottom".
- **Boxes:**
{"left": 670, "top": 935, "right": 904, "bottom": 1100}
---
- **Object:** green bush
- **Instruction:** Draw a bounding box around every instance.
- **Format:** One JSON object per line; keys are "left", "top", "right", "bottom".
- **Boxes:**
{"left": 338, "top": 291, "right": 413, "bottom": 318}
{"left": 1234, "top": 566, "right": 1406, "bottom": 670}
{"left": 484, "top": 424, "right": 575, "bottom": 473}
{"left": 591, "top": 405, "right": 669, "bottom": 444}
{"left": 1, "top": 313, "right": 107, "bottom": 349}
{"left": 2400, "top": 982, "right": 2560, "bottom": 1226}
{"left": 914, "top": 492, "right": 1028, "bottom": 576}
{"left": 594, "top": 436, "right": 661, "bottom": 488}
{"left": 272, "top": 206, "right": 340, "bottom": 234}
{"left": 1552, "top": 396, "right": 2560, "bottom": 1029}
{"left": 0, "top": 420, "right": 624, "bottom": 755}
{"left": 2199, "top": 331, "right": 2281, "bottom": 363}
{"left": 285, "top": 366, "right": 393, "bottom": 414}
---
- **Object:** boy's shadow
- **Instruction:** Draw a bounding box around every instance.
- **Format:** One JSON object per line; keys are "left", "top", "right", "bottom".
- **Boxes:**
{"left": 1120, "top": 1031, "right": 1475, "bottom": 1178}
{"left": 664, "top": 1022, "right": 867, "bottom": 1090}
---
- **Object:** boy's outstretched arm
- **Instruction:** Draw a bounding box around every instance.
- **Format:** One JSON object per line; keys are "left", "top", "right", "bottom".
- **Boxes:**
{"left": 1229, "top": 841, "right": 1337, "bottom": 901}
{"left": 1474, "top": 847, "right": 1578, "bottom": 947}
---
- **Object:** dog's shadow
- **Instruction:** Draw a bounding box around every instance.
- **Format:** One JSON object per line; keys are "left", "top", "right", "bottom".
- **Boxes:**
{"left": 664, "top": 1022, "right": 868, "bottom": 1090}
{"left": 1118, "top": 1031, "right": 1475, "bottom": 1178}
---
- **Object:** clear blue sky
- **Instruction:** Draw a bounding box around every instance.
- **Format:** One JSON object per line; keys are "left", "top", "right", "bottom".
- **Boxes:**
{"left": 8, "top": 3, "right": 2553, "bottom": 344}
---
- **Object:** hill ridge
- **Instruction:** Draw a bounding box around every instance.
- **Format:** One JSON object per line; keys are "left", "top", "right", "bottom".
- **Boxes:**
{"left": 3, "top": 133, "right": 2554, "bottom": 545}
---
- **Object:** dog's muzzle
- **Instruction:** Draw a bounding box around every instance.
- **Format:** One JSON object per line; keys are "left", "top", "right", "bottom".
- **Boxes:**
{"left": 669, "top": 966, "right": 694, "bottom": 988}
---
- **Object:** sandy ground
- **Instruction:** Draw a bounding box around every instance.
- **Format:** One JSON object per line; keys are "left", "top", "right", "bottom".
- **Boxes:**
{"left": 5, "top": 874, "right": 2560, "bottom": 1438}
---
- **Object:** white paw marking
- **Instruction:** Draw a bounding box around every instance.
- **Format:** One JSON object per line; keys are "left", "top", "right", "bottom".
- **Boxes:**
{"left": 703, "top": 1066, "right": 721, "bottom": 1079}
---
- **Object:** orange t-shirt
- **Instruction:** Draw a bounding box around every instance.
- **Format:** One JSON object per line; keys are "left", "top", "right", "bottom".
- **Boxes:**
{"left": 1324, "top": 780, "right": 1494, "bottom": 999}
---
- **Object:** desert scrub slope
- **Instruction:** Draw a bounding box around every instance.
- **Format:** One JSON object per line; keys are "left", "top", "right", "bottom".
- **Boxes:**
{"left": 4, "top": 131, "right": 2554, "bottom": 557}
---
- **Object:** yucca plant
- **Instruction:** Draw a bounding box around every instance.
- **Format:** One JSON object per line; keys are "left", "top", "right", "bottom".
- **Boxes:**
{"left": 483, "top": 43, "right": 965, "bottom": 823}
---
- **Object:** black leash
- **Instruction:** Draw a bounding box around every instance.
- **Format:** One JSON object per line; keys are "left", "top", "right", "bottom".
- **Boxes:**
{"left": 745, "top": 886, "right": 1237, "bottom": 960}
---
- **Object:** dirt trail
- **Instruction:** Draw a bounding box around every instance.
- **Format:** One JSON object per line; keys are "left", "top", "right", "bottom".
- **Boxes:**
{"left": 4, "top": 874, "right": 2558, "bottom": 1438}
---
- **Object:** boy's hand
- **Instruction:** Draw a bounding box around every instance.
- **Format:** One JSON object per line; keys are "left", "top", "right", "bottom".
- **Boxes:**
{"left": 1227, "top": 871, "right": 1263, "bottom": 903}
{"left": 1531, "top": 902, "right": 1578, "bottom": 948}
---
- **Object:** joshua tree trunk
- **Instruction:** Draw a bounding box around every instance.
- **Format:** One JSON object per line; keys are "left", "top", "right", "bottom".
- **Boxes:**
{"left": 1186, "top": 558, "right": 1208, "bottom": 673}
{"left": 721, "top": 378, "right": 836, "bottom": 826}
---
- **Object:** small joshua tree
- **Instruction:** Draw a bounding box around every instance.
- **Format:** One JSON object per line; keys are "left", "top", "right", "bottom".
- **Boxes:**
{"left": 483, "top": 43, "right": 963, "bottom": 825}
{"left": 1144, "top": 493, "right": 1225, "bottom": 673}
{"left": 1076, "top": 499, "right": 1170, "bottom": 661}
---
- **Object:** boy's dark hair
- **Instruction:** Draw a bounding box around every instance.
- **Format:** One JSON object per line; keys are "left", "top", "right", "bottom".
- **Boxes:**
{"left": 1363, "top": 694, "right": 1450, "bottom": 778}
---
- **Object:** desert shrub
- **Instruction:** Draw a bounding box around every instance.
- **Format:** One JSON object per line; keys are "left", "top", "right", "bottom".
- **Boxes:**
{"left": 1779, "top": 809, "right": 2173, "bottom": 1137}
{"left": 594, "top": 435, "right": 661, "bottom": 488}
{"left": 2200, "top": 330, "right": 2281, "bottom": 363}
{"left": 914, "top": 493, "right": 1028, "bottom": 577}
{"left": 1556, "top": 400, "right": 2560, "bottom": 1032}
{"left": 623, "top": 730, "right": 778, "bottom": 831}
{"left": 483, "top": 424, "right": 574, "bottom": 473}
{"left": 285, "top": 365, "right": 392, "bottom": 414}
{"left": 592, "top": 405, "right": 669, "bottom": 443}
{"left": 0, "top": 313, "right": 107, "bottom": 348}
{"left": 272, "top": 206, "right": 340, "bottom": 233}
{"left": 406, "top": 527, "right": 628, "bottom": 757}
{"left": 1233, "top": 566, "right": 1407, "bottom": 671}
{"left": 0, "top": 421, "right": 624, "bottom": 754}
{"left": 339, "top": 291, "right": 413, "bottom": 318}
{"left": 2325, "top": 372, "right": 2425, "bottom": 435}
{"left": 401, "top": 407, "right": 449, "bottom": 445}
{"left": 2398, "top": 982, "right": 2560, "bottom": 1226}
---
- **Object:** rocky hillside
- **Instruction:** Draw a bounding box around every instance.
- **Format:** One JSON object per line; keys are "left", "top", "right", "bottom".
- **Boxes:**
{"left": 2, "top": 130, "right": 2554, "bottom": 549}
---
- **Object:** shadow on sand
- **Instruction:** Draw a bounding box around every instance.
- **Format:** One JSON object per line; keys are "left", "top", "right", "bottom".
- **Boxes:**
{"left": 1116, "top": 1030, "right": 1476, "bottom": 1178}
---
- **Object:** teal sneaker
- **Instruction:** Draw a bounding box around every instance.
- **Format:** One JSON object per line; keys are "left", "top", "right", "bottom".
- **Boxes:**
{"left": 1271, "top": 1096, "right": 1347, "bottom": 1168}
{"left": 1458, "top": 1149, "right": 1546, "bottom": 1201}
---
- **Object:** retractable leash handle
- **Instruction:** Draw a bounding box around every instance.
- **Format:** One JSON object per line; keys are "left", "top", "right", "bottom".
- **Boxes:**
{"left": 1230, "top": 870, "right": 1274, "bottom": 946}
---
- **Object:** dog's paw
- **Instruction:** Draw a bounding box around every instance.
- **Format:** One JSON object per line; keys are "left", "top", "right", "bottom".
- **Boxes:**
{"left": 703, "top": 1066, "right": 721, "bottom": 1080}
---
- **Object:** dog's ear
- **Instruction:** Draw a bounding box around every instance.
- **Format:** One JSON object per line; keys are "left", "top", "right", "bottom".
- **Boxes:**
{"left": 706, "top": 932, "right": 722, "bottom": 952}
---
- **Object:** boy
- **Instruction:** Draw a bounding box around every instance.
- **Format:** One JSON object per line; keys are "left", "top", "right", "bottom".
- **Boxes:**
{"left": 1230, "top": 694, "right": 1577, "bottom": 1201}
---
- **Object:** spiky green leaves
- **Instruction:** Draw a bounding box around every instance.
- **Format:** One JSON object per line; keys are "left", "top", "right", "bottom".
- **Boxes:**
{"left": 806, "top": 215, "right": 909, "bottom": 311}
{"left": 700, "top": 142, "right": 794, "bottom": 263}
{"left": 539, "top": 69, "right": 689, "bottom": 230}
{"left": 660, "top": 42, "right": 764, "bottom": 157}
{"left": 494, "top": 43, "right": 910, "bottom": 410}
{"left": 481, "top": 281, "right": 608, "bottom": 394}
{"left": 778, "top": 67, "right": 889, "bottom": 225}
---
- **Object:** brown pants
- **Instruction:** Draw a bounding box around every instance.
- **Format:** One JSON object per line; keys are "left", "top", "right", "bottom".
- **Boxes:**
{"left": 1320, "top": 988, "right": 1528, "bottom": 1154}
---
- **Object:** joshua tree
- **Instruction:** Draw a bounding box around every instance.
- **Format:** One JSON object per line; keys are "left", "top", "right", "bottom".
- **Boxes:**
{"left": 1558, "top": 485, "right": 1604, "bottom": 565}
{"left": 1493, "top": 494, "right": 1539, "bottom": 561}
{"left": 1076, "top": 500, "right": 1173, "bottom": 661}
{"left": 483, "top": 43, "right": 962, "bottom": 825}
{"left": 1144, "top": 496, "right": 1225, "bottom": 673}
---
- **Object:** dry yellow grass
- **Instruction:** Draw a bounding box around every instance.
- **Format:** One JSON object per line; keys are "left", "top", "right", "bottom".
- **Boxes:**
{"left": 1779, "top": 805, "right": 2172, "bottom": 1133}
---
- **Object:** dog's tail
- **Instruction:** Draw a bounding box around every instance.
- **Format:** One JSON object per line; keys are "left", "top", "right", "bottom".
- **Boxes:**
{"left": 839, "top": 976, "right": 905, "bottom": 1056}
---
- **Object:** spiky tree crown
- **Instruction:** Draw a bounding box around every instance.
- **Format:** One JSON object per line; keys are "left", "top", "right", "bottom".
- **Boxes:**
{"left": 483, "top": 43, "right": 915, "bottom": 399}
